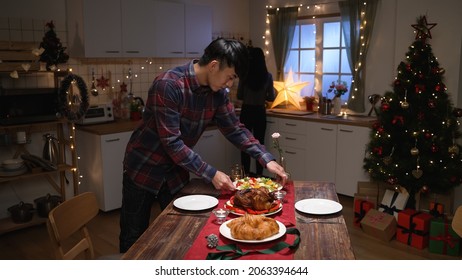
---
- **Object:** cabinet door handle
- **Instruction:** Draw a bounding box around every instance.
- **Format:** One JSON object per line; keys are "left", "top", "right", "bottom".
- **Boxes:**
{"left": 187, "top": 52, "right": 200, "bottom": 54}
{"left": 339, "top": 129, "right": 353, "bottom": 133}
{"left": 202, "top": 134, "right": 213, "bottom": 139}
{"left": 321, "top": 127, "right": 334, "bottom": 131}
{"left": 105, "top": 138, "right": 120, "bottom": 143}
{"left": 125, "top": 50, "right": 140, "bottom": 53}
{"left": 105, "top": 51, "right": 120, "bottom": 54}
{"left": 171, "top": 51, "right": 184, "bottom": 54}
{"left": 285, "top": 123, "right": 297, "bottom": 127}
{"left": 285, "top": 151, "right": 297, "bottom": 155}
{"left": 285, "top": 137, "right": 297, "bottom": 141}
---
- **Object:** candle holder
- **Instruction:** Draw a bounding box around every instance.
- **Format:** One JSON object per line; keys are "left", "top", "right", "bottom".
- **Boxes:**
{"left": 212, "top": 208, "right": 230, "bottom": 224}
{"left": 273, "top": 190, "right": 287, "bottom": 203}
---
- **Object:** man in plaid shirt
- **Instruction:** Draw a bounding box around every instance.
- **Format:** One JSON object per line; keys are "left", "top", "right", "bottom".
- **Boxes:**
{"left": 120, "top": 38, "right": 288, "bottom": 253}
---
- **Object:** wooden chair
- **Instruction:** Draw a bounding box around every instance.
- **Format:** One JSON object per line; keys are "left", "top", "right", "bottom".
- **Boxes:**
{"left": 47, "top": 192, "right": 99, "bottom": 260}
{"left": 452, "top": 205, "right": 462, "bottom": 238}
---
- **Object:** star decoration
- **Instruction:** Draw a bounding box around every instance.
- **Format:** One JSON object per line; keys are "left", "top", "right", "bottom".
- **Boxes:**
{"left": 96, "top": 74, "right": 110, "bottom": 90}
{"left": 411, "top": 16, "right": 437, "bottom": 41}
{"left": 271, "top": 69, "right": 309, "bottom": 110}
{"left": 120, "top": 82, "right": 128, "bottom": 93}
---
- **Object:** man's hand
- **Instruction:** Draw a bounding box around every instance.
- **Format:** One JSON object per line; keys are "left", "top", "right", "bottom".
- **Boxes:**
{"left": 212, "top": 170, "right": 236, "bottom": 192}
{"left": 266, "top": 161, "right": 289, "bottom": 185}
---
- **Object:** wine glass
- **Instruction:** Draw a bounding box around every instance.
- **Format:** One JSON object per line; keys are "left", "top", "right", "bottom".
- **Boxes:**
{"left": 230, "top": 164, "right": 244, "bottom": 181}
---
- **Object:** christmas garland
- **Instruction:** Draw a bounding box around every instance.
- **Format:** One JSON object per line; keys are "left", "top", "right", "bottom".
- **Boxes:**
{"left": 59, "top": 73, "right": 89, "bottom": 122}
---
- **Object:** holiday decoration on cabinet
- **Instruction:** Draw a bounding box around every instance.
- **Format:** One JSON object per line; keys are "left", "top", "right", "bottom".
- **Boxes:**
{"left": 363, "top": 15, "right": 462, "bottom": 208}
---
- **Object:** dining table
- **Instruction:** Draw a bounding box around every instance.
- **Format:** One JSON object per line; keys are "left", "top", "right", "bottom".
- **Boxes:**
{"left": 121, "top": 179, "right": 356, "bottom": 260}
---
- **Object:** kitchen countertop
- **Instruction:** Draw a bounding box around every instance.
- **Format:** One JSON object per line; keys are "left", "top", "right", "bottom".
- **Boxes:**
{"left": 75, "top": 109, "right": 376, "bottom": 135}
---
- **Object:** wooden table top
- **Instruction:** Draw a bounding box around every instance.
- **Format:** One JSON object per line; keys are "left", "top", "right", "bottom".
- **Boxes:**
{"left": 122, "top": 179, "right": 355, "bottom": 260}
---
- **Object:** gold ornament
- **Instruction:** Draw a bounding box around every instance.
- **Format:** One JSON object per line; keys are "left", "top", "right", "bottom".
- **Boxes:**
{"left": 410, "top": 147, "right": 419, "bottom": 156}
{"left": 449, "top": 144, "right": 459, "bottom": 156}
{"left": 412, "top": 169, "right": 423, "bottom": 179}
{"left": 401, "top": 101, "right": 409, "bottom": 109}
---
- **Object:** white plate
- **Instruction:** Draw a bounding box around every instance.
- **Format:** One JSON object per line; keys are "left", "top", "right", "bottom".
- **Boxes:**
{"left": 173, "top": 195, "right": 218, "bottom": 211}
{"left": 295, "top": 198, "right": 343, "bottom": 215}
{"left": 225, "top": 200, "right": 283, "bottom": 216}
{"left": 219, "top": 219, "right": 286, "bottom": 243}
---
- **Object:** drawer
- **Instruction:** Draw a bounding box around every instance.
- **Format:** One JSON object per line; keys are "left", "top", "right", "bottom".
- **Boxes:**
{"left": 280, "top": 131, "right": 307, "bottom": 149}
{"left": 279, "top": 119, "right": 306, "bottom": 134}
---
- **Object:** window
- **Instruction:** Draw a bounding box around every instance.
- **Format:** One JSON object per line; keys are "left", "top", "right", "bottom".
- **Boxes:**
{"left": 284, "top": 17, "right": 352, "bottom": 103}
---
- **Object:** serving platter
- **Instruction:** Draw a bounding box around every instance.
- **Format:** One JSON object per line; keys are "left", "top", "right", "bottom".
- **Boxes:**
{"left": 219, "top": 219, "right": 286, "bottom": 243}
{"left": 173, "top": 195, "right": 218, "bottom": 211}
{"left": 233, "top": 177, "right": 282, "bottom": 192}
{"left": 294, "top": 198, "right": 343, "bottom": 215}
{"left": 224, "top": 199, "right": 283, "bottom": 216}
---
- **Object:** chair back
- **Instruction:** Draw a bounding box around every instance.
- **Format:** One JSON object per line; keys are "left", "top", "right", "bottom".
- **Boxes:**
{"left": 452, "top": 206, "right": 462, "bottom": 238}
{"left": 47, "top": 192, "right": 99, "bottom": 260}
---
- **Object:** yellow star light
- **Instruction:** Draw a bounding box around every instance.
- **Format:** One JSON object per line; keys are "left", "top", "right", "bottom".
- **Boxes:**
{"left": 271, "top": 70, "right": 309, "bottom": 110}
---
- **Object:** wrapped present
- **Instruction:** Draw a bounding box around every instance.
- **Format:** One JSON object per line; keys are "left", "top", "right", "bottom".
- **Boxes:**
{"left": 429, "top": 218, "right": 461, "bottom": 256}
{"left": 378, "top": 189, "right": 409, "bottom": 219}
{"left": 357, "top": 182, "right": 379, "bottom": 206}
{"left": 377, "top": 182, "right": 397, "bottom": 205}
{"left": 396, "top": 209, "right": 432, "bottom": 249}
{"left": 418, "top": 190, "right": 454, "bottom": 216}
{"left": 429, "top": 202, "right": 444, "bottom": 218}
{"left": 360, "top": 208, "right": 397, "bottom": 241}
{"left": 354, "top": 195, "right": 375, "bottom": 227}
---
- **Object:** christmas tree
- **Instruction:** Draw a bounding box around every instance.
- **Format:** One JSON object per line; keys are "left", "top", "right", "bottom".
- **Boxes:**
{"left": 39, "top": 20, "right": 69, "bottom": 70}
{"left": 363, "top": 16, "right": 462, "bottom": 206}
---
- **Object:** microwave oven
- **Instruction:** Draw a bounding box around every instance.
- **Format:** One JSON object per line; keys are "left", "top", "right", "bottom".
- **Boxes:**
{"left": 77, "top": 103, "right": 114, "bottom": 125}
{"left": 0, "top": 88, "right": 60, "bottom": 125}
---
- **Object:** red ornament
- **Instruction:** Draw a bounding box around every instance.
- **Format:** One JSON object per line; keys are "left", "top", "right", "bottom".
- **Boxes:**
{"left": 373, "top": 146, "right": 383, "bottom": 156}
{"left": 392, "top": 115, "right": 404, "bottom": 125}
{"left": 406, "top": 64, "right": 412, "bottom": 71}
{"left": 420, "top": 185, "right": 429, "bottom": 194}
{"left": 394, "top": 79, "right": 401, "bottom": 87}
{"left": 424, "top": 132, "right": 432, "bottom": 139}
{"left": 431, "top": 144, "right": 439, "bottom": 153}
{"left": 96, "top": 75, "right": 110, "bottom": 90}
{"left": 428, "top": 100, "right": 436, "bottom": 108}
{"left": 415, "top": 84, "right": 425, "bottom": 93}
{"left": 418, "top": 73, "right": 424, "bottom": 79}
{"left": 381, "top": 102, "right": 390, "bottom": 112}
{"left": 120, "top": 82, "right": 128, "bottom": 93}
{"left": 387, "top": 176, "right": 398, "bottom": 185}
{"left": 411, "top": 16, "right": 437, "bottom": 41}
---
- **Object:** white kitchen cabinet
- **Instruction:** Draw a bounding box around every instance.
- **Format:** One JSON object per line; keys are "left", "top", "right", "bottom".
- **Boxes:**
{"left": 305, "top": 121, "right": 337, "bottom": 182}
{"left": 77, "top": 0, "right": 155, "bottom": 57}
{"left": 153, "top": 2, "right": 212, "bottom": 58}
{"left": 277, "top": 119, "right": 307, "bottom": 180}
{"left": 75, "top": 130, "right": 131, "bottom": 211}
{"left": 192, "top": 129, "right": 227, "bottom": 177}
{"left": 82, "top": 0, "right": 122, "bottom": 57}
{"left": 153, "top": 1, "right": 185, "bottom": 58}
{"left": 335, "top": 124, "right": 370, "bottom": 196}
{"left": 185, "top": 4, "right": 213, "bottom": 58}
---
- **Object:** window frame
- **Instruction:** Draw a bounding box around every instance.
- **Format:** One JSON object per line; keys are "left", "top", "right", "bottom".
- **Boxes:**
{"left": 284, "top": 15, "right": 352, "bottom": 103}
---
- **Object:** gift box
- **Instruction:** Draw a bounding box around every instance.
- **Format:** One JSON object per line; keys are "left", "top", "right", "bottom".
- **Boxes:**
{"left": 360, "top": 208, "right": 397, "bottom": 242}
{"left": 353, "top": 194, "right": 375, "bottom": 227}
{"left": 378, "top": 189, "right": 409, "bottom": 219}
{"left": 429, "top": 218, "right": 461, "bottom": 256}
{"left": 356, "top": 182, "right": 379, "bottom": 206}
{"left": 396, "top": 209, "right": 432, "bottom": 249}
{"left": 377, "top": 182, "right": 397, "bottom": 205}
{"left": 418, "top": 190, "right": 454, "bottom": 217}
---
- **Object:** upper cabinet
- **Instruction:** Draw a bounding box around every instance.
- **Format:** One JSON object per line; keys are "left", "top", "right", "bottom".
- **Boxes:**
{"left": 185, "top": 4, "right": 212, "bottom": 58}
{"left": 67, "top": 0, "right": 212, "bottom": 58}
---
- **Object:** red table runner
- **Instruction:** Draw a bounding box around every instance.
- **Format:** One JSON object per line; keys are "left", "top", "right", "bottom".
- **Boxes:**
{"left": 184, "top": 181, "right": 297, "bottom": 260}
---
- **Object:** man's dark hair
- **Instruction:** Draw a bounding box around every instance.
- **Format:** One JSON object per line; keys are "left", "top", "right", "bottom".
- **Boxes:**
{"left": 198, "top": 38, "right": 249, "bottom": 79}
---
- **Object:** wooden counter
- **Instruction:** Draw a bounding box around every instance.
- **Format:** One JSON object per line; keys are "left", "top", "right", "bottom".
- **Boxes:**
{"left": 122, "top": 179, "right": 355, "bottom": 260}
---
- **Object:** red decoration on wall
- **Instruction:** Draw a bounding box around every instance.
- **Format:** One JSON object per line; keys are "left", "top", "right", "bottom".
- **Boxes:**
{"left": 120, "top": 82, "right": 128, "bottom": 93}
{"left": 97, "top": 75, "right": 110, "bottom": 90}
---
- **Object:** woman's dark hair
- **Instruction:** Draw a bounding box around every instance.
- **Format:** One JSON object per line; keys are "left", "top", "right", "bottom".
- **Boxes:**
{"left": 242, "top": 47, "right": 269, "bottom": 91}
{"left": 198, "top": 38, "right": 249, "bottom": 79}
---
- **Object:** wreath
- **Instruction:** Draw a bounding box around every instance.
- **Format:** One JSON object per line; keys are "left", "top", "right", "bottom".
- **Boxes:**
{"left": 58, "top": 73, "right": 89, "bottom": 122}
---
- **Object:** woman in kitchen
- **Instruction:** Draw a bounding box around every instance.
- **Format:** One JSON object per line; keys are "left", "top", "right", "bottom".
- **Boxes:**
{"left": 119, "top": 38, "right": 288, "bottom": 253}
{"left": 237, "top": 47, "right": 275, "bottom": 177}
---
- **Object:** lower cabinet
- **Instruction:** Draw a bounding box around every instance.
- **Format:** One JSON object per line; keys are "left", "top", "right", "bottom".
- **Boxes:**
{"left": 76, "top": 130, "right": 131, "bottom": 211}
{"left": 335, "top": 125, "right": 370, "bottom": 196}
{"left": 305, "top": 121, "right": 337, "bottom": 182}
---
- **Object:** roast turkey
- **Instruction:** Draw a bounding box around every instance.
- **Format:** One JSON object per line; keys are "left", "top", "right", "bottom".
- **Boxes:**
{"left": 233, "top": 187, "right": 277, "bottom": 211}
